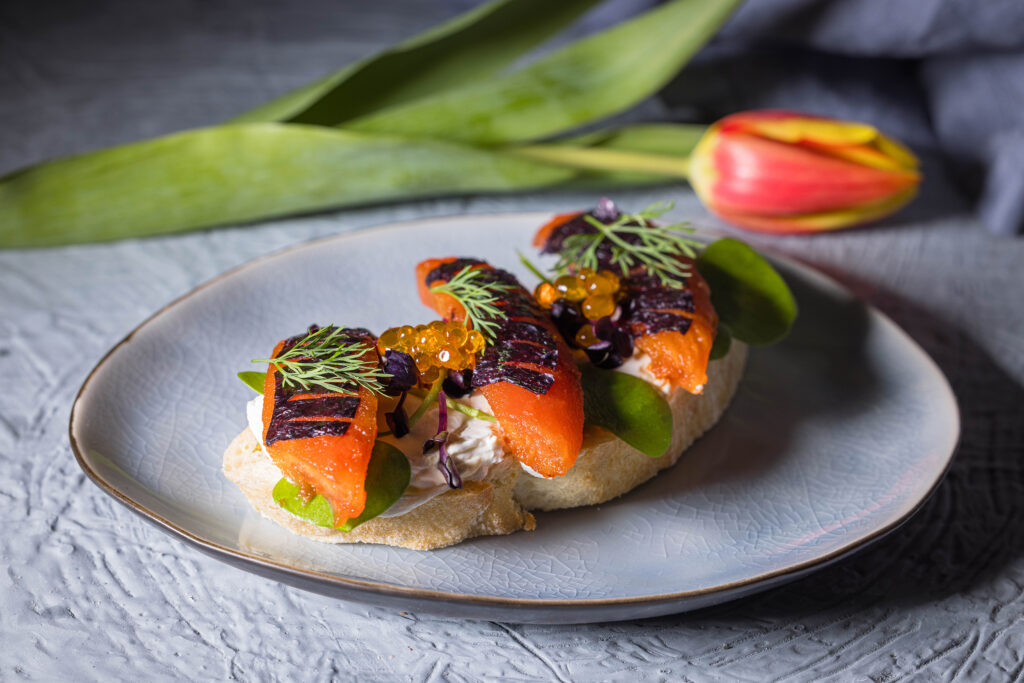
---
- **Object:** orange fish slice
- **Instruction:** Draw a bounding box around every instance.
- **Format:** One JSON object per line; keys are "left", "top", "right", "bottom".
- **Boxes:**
{"left": 417, "top": 257, "right": 584, "bottom": 478}
{"left": 261, "top": 330, "right": 378, "bottom": 526}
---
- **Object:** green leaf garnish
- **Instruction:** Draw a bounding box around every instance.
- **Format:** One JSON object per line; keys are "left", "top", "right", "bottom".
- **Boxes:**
{"left": 555, "top": 201, "right": 703, "bottom": 287}
{"left": 272, "top": 478, "right": 335, "bottom": 528}
{"left": 272, "top": 440, "right": 411, "bottom": 532}
{"left": 238, "top": 371, "right": 265, "bottom": 393}
{"left": 697, "top": 238, "right": 798, "bottom": 346}
{"left": 708, "top": 328, "right": 732, "bottom": 361}
{"left": 252, "top": 326, "right": 389, "bottom": 395}
{"left": 580, "top": 365, "right": 673, "bottom": 458}
{"left": 428, "top": 267, "right": 512, "bottom": 345}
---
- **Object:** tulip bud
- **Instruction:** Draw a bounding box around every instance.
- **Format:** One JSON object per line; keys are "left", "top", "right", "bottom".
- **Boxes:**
{"left": 689, "top": 110, "right": 921, "bottom": 233}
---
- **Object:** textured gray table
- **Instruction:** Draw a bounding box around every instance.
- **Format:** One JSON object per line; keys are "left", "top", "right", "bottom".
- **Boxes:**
{"left": 3, "top": 2, "right": 1023, "bottom": 680}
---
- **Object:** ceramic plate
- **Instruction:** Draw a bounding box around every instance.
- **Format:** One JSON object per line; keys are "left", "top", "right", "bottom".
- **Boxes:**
{"left": 70, "top": 213, "right": 959, "bottom": 624}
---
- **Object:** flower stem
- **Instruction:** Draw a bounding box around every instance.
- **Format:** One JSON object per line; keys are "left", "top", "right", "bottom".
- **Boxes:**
{"left": 512, "top": 145, "right": 691, "bottom": 179}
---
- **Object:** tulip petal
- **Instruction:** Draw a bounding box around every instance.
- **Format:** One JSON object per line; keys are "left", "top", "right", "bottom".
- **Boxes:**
{"left": 874, "top": 134, "right": 919, "bottom": 170}
{"left": 749, "top": 118, "right": 879, "bottom": 147}
{"left": 708, "top": 186, "right": 919, "bottom": 234}
{"left": 707, "top": 132, "right": 920, "bottom": 215}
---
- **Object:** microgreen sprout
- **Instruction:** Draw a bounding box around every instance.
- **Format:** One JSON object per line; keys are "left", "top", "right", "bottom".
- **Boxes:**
{"left": 429, "top": 266, "right": 512, "bottom": 344}
{"left": 253, "top": 326, "right": 389, "bottom": 395}
{"left": 554, "top": 201, "right": 702, "bottom": 288}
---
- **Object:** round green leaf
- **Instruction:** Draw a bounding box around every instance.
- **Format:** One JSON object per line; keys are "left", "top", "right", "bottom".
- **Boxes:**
{"left": 580, "top": 365, "right": 673, "bottom": 458}
{"left": 697, "top": 238, "right": 798, "bottom": 346}
{"left": 271, "top": 440, "right": 411, "bottom": 531}
{"left": 237, "top": 371, "right": 265, "bottom": 393}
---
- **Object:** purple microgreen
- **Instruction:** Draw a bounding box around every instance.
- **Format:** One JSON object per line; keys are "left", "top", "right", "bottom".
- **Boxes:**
{"left": 382, "top": 349, "right": 420, "bottom": 395}
{"left": 442, "top": 368, "right": 473, "bottom": 397}
{"left": 426, "top": 390, "right": 462, "bottom": 489}
{"left": 385, "top": 391, "right": 410, "bottom": 438}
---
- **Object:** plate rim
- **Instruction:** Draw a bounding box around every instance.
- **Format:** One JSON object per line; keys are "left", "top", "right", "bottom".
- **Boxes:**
{"left": 68, "top": 211, "right": 961, "bottom": 611}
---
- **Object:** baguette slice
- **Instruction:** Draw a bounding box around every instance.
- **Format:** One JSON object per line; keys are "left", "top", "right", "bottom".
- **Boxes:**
{"left": 222, "top": 342, "right": 746, "bottom": 550}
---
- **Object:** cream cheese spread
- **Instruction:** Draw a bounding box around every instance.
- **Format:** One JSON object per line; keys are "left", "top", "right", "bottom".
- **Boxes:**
{"left": 614, "top": 350, "right": 678, "bottom": 395}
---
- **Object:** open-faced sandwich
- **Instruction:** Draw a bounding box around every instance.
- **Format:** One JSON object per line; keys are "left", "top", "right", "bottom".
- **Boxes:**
{"left": 223, "top": 199, "right": 796, "bottom": 550}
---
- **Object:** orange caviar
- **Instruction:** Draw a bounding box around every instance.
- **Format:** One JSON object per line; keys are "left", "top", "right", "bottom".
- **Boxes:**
{"left": 574, "top": 325, "right": 600, "bottom": 347}
{"left": 554, "top": 274, "right": 587, "bottom": 302}
{"left": 378, "top": 320, "right": 484, "bottom": 381}
{"left": 581, "top": 294, "right": 615, "bottom": 321}
{"left": 534, "top": 282, "right": 559, "bottom": 309}
{"left": 536, "top": 268, "right": 624, "bottom": 322}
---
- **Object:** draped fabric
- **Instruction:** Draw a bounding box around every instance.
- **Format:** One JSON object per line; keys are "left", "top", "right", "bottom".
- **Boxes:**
{"left": 663, "top": 0, "right": 1024, "bottom": 235}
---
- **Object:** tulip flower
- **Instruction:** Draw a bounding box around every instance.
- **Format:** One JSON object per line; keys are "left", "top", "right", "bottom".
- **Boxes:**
{"left": 516, "top": 110, "right": 921, "bottom": 234}
{"left": 687, "top": 110, "right": 921, "bottom": 233}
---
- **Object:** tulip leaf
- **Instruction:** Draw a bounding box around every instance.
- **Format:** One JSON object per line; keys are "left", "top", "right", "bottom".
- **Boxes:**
{"left": 345, "top": 0, "right": 743, "bottom": 145}
{"left": 0, "top": 124, "right": 577, "bottom": 248}
{"left": 581, "top": 365, "right": 673, "bottom": 458}
{"left": 272, "top": 440, "right": 411, "bottom": 531}
{"left": 231, "top": 0, "right": 602, "bottom": 126}
{"left": 238, "top": 371, "right": 265, "bottom": 393}
{"left": 697, "top": 238, "right": 798, "bottom": 346}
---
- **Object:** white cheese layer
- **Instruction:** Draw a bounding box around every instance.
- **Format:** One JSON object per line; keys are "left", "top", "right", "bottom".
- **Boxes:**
{"left": 615, "top": 349, "right": 684, "bottom": 396}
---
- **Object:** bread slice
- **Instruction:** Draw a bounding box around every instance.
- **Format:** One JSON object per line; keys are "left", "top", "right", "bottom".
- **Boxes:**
{"left": 222, "top": 342, "right": 746, "bottom": 550}
{"left": 515, "top": 341, "right": 747, "bottom": 510}
{"left": 223, "top": 429, "right": 535, "bottom": 551}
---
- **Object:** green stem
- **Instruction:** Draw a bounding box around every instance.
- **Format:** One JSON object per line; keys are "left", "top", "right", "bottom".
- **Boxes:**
{"left": 513, "top": 144, "right": 691, "bottom": 178}
{"left": 408, "top": 371, "right": 448, "bottom": 427}
{"left": 517, "top": 250, "right": 551, "bottom": 284}
{"left": 408, "top": 386, "right": 497, "bottom": 422}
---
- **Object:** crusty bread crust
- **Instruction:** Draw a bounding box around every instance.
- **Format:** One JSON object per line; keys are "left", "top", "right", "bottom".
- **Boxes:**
{"left": 222, "top": 342, "right": 745, "bottom": 549}
{"left": 515, "top": 342, "right": 747, "bottom": 510}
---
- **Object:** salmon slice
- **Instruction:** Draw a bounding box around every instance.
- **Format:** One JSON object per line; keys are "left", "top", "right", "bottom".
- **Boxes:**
{"left": 633, "top": 267, "right": 717, "bottom": 394}
{"left": 533, "top": 206, "right": 719, "bottom": 395}
{"left": 417, "top": 257, "right": 584, "bottom": 478}
{"left": 261, "top": 330, "right": 378, "bottom": 526}
{"left": 532, "top": 211, "right": 583, "bottom": 249}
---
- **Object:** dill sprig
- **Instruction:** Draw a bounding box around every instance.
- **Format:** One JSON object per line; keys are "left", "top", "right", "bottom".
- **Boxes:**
{"left": 554, "top": 201, "right": 703, "bottom": 288}
{"left": 253, "top": 326, "right": 389, "bottom": 395}
{"left": 429, "top": 266, "right": 512, "bottom": 344}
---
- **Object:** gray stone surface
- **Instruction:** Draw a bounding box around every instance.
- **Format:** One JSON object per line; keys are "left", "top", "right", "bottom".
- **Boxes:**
{"left": 2, "top": 1, "right": 1023, "bottom": 680}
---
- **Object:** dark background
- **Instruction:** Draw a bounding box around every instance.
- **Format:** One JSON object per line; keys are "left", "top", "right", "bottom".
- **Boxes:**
{"left": 2, "top": 0, "right": 1024, "bottom": 233}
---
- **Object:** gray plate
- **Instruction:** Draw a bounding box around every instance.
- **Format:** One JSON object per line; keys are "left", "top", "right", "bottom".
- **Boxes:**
{"left": 69, "top": 213, "right": 959, "bottom": 624}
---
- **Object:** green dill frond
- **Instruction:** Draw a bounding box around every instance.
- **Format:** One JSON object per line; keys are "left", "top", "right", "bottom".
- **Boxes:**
{"left": 554, "top": 201, "right": 702, "bottom": 288}
{"left": 253, "top": 326, "right": 388, "bottom": 395}
{"left": 429, "top": 266, "right": 512, "bottom": 344}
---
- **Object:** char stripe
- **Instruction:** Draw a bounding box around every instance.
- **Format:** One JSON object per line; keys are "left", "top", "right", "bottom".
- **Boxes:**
{"left": 426, "top": 260, "right": 560, "bottom": 395}
{"left": 264, "top": 325, "right": 374, "bottom": 445}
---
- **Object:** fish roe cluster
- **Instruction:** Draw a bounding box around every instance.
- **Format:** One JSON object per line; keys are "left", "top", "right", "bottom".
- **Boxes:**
{"left": 378, "top": 320, "right": 485, "bottom": 383}
{"left": 534, "top": 267, "right": 621, "bottom": 324}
